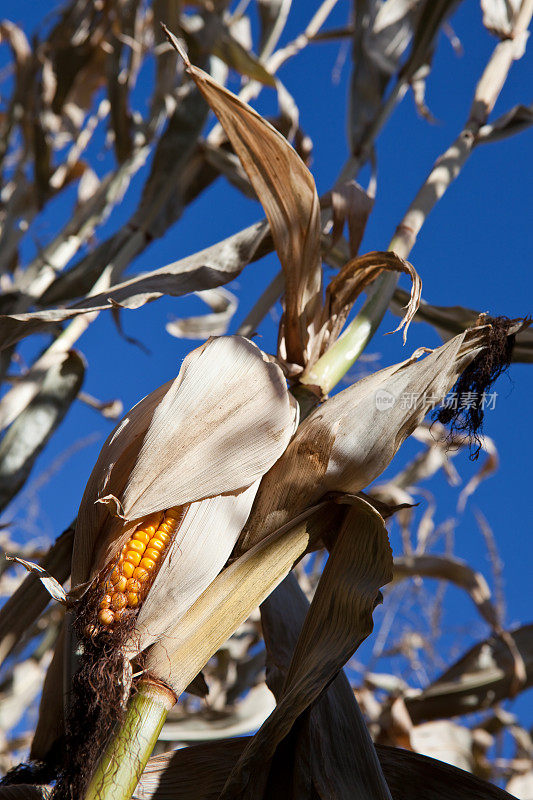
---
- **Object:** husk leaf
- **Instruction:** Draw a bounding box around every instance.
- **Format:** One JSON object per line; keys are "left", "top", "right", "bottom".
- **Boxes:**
{"left": 72, "top": 335, "right": 297, "bottom": 587}
{"left": 239, "top": 326, "right": 492, "bottom": 552}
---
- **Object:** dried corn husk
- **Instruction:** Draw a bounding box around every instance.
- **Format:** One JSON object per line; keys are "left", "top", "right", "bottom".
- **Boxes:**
{"left": 72, "top": 335, "right": 298, "bottom": 588}
{"left": 239, "top": 326, "right": 495, "bottom": 552}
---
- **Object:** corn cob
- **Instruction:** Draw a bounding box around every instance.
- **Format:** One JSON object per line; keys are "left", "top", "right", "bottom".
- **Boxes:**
{"left": 97, "top": 506, "right": 186, "bottom": 629}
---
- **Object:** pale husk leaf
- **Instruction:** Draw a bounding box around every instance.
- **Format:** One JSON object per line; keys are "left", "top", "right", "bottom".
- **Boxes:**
{"left": 120, "top": 336, "right": 297, "bottom": 520}
{"left": 165, "top": 28, "right": 322, "bottom": 370}
{"left": 134, "top": 484, "right": 260, "bottom": 652}
{"left": 239, "top": 327, "right": 490, "bottom": 552}
{"left": 72, "top": 336, "right": 297, "bottom": 586}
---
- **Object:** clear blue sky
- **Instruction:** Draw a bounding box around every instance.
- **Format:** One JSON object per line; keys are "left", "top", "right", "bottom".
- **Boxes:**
{"left": 1, "top": 1, "right": 532, "bottom": 727}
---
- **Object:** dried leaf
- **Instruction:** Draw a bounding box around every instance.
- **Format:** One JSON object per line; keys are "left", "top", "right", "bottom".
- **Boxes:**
{"left": 135, "top": 739, "right": 516, "bottom": 799}
{"left": 164, "top": 26, "right": 322, "bottom": 370}
{"left": 313, "top": 250, "right": 421, "bottom": 360}
{"left": 390, "top": 288, "right": 533, "bottom": 363}
{"left": 3, "top": 556, "right": 67, "bottom": 606}
{"left": 405, "top": 624, "right": 533, "bottom": 723}
{"left": 0, "top": 523, "right": 73, "bottom": 665}
{"left": 0, "top": 351, "right": 85, "bottom": 509}
{"left": 166, "top": 287, "right": 238, "bottom": 339}
{"left": 221, "top": 497, "right": 393, "bottom": 798}
{"left": 477, "top": 103, "right": 533, "bottom": 144}
{"left": 349, "top": 0, "right": 421, "bottom": 153}
{"left": 393, "top": 554, "right": 501, "bottom": 630}
{"left": 0, "top": 221, "right": 270, "bottom": 351}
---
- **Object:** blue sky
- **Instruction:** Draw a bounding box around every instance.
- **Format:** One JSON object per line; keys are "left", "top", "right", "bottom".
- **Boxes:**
{"left": 1, "top": 0, "right": 532, "bottom": 730}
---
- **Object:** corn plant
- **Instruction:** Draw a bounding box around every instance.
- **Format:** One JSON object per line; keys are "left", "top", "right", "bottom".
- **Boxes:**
{"left": 0, "top": 2, "right": 532, "bottom": 799}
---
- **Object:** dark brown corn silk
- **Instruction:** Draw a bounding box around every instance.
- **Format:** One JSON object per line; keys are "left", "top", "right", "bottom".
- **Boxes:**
{"left": 433, "top": 316, "right": 523, "bottom": 459}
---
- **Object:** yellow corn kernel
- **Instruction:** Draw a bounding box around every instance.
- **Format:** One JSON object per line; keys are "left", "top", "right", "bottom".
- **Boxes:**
{"left": 128, "top": 539, "right": 146, "bottom": 554}
{"left": 145, "top": 547, "right": 160, "bottom": 562}
{"left": 111, "top": 593, "right": 127, "bottom": 611}
{"left": 115, "top": 576, "right": 127, "bottom": 593}
{"left": 127, "top": 592, "right": 139, "bottom": 607}
{"left": 133, "top": 530, "right": 150, "bottom": 546}
{"left": 98, "top": 609, "right": 115, "bottom": 626}
{"left": 99, "top": 594, "right": 112, "bottom": 609}
{"left": 125, "top": 551, "right": 142, "bottom": 567}
{"left": 139, "top": 557, "right": 156, "bottom": 572}
{"left": 133, "top": 567, "right": 150, "bottom": 583}
{"left": 122, "top": 561, "right": 135, "bottom": 579}
{"left": 147, "top": 538, "right": 165, "bottom": 552}
{"left": 157, "top": 522, "right": 174, "bottom": 534}
{"left": 110, "top": 568, "right": 121, "bottom": 584}
{"left": 126, "top": 578, "right": 141, "bottom": 593}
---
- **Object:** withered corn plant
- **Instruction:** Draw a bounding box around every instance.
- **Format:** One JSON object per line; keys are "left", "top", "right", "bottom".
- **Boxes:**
{"left": 0, "top": 1, "right": 532, "bottom": 799}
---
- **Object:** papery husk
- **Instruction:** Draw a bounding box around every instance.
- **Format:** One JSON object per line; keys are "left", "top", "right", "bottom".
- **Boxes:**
{"left": 164, "top": 28, "right": 322, "bottom": 371}
{"left": 220, "top": 497, "right": 393, "bottom": 798}
{"left": 238, "top": 326, "right": 492, "bottom": 552}
{"left": 72, "top": 335, "right": 298, "bottom": 588}
{"left": 134, "top": 484, "right": 260, "bottom": 652}
{"left": 143, "top": 503, "right": 332, "bottom": 694}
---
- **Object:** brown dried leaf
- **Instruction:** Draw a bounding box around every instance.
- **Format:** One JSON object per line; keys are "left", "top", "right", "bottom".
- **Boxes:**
{"left": 393, "top": 554, "right": 501, "bottom": 631}
{"left": 315, "top": 250, "right": 421, "bottom": 358}
{"left": 405, "top": 624, "right": 533, "bottom": 723}
{"left": 164, "top": 26, "right": 322, "bottom": 370}
{"left": 390, "top": 288, "right": 533, "bottom": 363}
{"left": 135, "top": 739, "right": 516, "bottom": 799}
